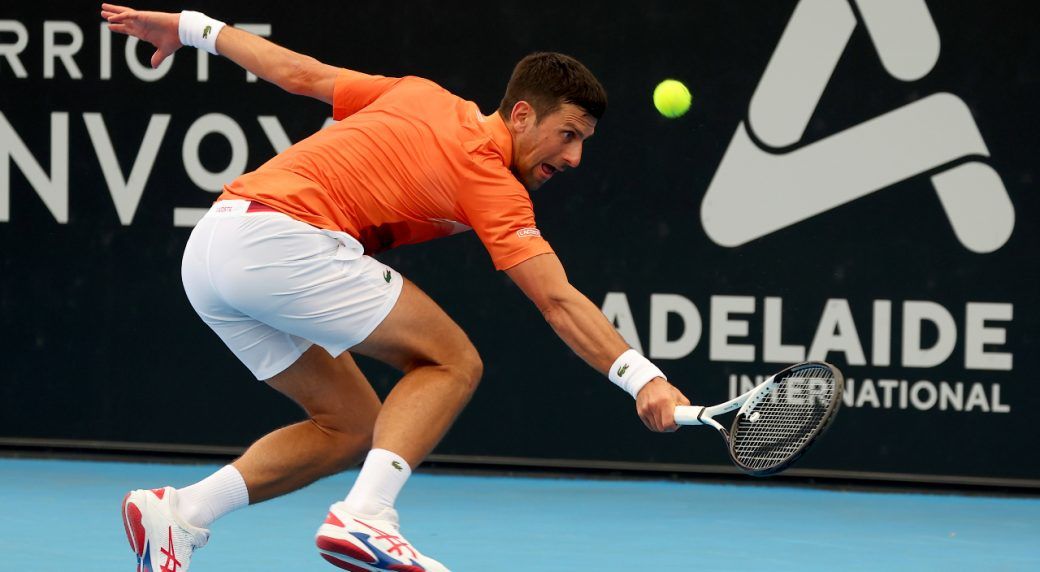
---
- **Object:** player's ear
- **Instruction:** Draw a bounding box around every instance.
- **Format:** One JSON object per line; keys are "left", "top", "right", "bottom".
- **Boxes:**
{"left": 510, "top": 101, "right": 535, "bottom": 133}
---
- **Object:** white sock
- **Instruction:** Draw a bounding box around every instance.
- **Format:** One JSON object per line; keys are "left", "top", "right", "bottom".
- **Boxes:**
{"left": 176, "top": 465, "right": 250, "bottom": 529}
{"left": 343, "top": 448, "right": 412, "bottom": 516}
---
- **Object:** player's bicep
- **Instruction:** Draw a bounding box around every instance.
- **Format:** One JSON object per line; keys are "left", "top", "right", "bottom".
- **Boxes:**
{"left": 505, "top": 253, "right": 573, "bottom": 312}
{"left": 293, "top": 59, "right": 341, "bottom": 104}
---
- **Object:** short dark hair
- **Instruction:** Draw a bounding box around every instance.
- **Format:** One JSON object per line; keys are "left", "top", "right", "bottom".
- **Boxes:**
{"left": 498, "top": 52, "right": 607, "bottom": 122}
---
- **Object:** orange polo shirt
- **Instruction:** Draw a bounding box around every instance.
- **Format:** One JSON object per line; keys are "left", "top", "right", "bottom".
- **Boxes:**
{"left": 219, "top": 69, "right": 553, "bottom": 270}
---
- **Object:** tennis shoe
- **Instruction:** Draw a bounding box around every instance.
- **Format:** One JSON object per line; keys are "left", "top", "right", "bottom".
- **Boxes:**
{"left": 315, "top": 502, "right": 449, "bottom": 571}
{"left": 121, "top": 486, "right": 209, "bottom": 572}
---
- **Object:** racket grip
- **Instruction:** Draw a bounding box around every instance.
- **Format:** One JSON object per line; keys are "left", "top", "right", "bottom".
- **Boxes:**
{"left": 674, "top": 406, "right": 706, "bottom": 426}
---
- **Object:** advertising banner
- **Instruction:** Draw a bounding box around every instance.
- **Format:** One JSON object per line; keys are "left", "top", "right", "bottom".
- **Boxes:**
{"left": 2, "top": 1, "right": 1036, "bottom": 486}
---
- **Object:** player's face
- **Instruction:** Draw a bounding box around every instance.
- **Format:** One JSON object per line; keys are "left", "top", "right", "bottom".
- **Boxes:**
{"left": 511, "top": 103, "right": 597, "bottom": 191}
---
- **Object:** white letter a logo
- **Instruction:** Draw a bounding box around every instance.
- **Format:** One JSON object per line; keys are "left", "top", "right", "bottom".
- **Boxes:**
{"left": 701, "top": 0, "right": 1014, "bottom": 253}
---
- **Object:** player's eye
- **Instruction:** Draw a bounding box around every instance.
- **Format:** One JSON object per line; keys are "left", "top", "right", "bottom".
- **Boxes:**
{"left": 562, "top": 131, "right": 575, "bottom": 141}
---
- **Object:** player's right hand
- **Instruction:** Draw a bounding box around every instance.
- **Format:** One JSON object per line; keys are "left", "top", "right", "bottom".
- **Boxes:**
{"left": 101, "top": 4, "right": 182, "bottom": 68}
{"left": 635, "top": 377, "right": 691, "bottom": 433}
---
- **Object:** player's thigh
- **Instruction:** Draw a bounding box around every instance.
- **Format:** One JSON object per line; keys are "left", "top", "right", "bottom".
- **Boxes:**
{"left": 351, "top": 279, "right": 482, "bottom": 380}
{"left": 266, "top": 346, "right": 381, "bottom": 431}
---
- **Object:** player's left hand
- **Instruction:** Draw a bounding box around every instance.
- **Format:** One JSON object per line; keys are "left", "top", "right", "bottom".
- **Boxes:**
{"left": 635, "top": 377, "right": 691, "bottom": 433}
{"left": 101, "top": 4, "right": 182, "bottom": 68}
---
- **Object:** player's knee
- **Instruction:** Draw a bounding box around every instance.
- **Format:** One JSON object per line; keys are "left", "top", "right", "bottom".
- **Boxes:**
{"left": 418, "top": 343, "right": 482, "bottom": 393}
{"left": 456, "top": 345, "right": 483, "bottom": 391}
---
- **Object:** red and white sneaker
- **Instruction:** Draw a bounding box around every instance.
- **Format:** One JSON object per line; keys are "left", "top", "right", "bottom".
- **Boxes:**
{"left": 121, "top": 486, "right": 209, "bottom": 572}
{"left": 315, "top": 502, "right": 450, "bottom": 572}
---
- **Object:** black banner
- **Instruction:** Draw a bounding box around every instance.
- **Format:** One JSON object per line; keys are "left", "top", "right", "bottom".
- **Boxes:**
{"left": 2, "top": 1, "right": 1036, "bottom": 486}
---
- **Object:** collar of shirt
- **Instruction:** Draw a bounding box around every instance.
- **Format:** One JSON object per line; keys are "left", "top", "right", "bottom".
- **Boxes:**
{"left": 481, "top": 111, "right": 514, "bottom": 168}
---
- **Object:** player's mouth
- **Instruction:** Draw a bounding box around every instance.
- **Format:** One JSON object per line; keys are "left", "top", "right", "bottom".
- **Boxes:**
{"left": 540, "top": 163, "right": 558, "bottom": 179}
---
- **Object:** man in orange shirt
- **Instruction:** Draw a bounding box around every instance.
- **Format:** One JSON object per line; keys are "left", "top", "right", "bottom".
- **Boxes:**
{"left": 104, "top": 4, "right": 690, "bottom": 571}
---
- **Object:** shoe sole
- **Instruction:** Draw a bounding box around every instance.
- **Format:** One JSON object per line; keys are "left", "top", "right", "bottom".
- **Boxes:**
{"left": 316, "top": 533, "right": 382, "bottom": 571}
{"left": 121, "top": 492, "right": 150, "bottom": 572}
{"left": 316, "top": 531, "right": 428, "bottom": 572}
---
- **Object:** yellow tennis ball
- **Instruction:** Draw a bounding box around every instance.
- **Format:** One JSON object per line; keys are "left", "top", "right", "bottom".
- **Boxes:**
{"left": 653, "top": 79, "right": 691, "bottom": 118}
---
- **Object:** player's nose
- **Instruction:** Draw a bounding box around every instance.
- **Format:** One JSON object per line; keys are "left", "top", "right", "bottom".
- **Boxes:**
{"left": 562, "top": 144, "right": 582, "bottom": 169}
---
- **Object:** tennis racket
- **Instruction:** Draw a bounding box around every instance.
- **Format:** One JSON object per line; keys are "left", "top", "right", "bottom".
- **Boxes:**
{"left": 674, "top": 361, "right": 843, "bottom": 476}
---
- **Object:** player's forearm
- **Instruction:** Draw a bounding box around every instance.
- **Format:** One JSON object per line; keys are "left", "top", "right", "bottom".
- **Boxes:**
{"left": 505, "top": 254, "right": 659, "bottom": 396}
{"left": 214, "top": 26, "right": 330, "bottom": 98}
{"left": 540, "top": 287, "right": 631, "bottom": 375}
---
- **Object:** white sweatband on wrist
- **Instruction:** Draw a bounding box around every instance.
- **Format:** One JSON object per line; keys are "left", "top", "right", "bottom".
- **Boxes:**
{"left": 178, "top": 11, "right": 226, "bottom": 55}
{"left": 608, "top": 349, "right": 665, "bottom": 400}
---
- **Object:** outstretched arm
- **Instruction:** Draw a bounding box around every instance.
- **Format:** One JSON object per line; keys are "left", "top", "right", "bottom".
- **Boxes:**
{"left": 505, "top": 253, "right": 691, "bottom": 432}
{"left": 100, "top": 4, "right": 339, "bottom": 103}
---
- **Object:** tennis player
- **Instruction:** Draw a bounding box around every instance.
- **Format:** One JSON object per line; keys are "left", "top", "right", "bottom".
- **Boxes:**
{"left": 102, "top": 4, "right": 690, "bottom": 571}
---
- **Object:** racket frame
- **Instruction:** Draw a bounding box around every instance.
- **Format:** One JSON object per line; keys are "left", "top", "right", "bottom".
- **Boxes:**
{"left": 673, "top": 361, "right": 843, "bottom": 476}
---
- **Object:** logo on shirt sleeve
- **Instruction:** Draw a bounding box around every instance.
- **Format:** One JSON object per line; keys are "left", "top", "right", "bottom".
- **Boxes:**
{"left": 516, "top": 227, "right": 541, "bottom": 239}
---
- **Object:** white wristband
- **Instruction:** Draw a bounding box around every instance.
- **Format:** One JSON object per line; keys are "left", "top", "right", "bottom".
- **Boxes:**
{"left": 608, "top": 349, "right": 665, "bottom": 400}
{"left": 178, "top": 11, "right": 226, "bottom": 55}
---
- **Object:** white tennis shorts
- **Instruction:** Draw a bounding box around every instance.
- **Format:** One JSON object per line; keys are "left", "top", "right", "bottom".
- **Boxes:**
{"left": 181, "top": 200, "right": 403, "bottom": 380}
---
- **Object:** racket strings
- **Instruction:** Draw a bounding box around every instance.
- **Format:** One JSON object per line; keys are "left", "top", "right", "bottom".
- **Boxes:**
{"left": 730, "top": 365, "right": 838, "bottom": 471}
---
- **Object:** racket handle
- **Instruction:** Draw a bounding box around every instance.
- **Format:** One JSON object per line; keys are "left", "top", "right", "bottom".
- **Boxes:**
{"left": 674, "top": 406, "right": 706, "bottom": 426}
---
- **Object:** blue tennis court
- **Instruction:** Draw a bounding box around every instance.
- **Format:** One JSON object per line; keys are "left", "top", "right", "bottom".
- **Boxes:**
{"left": 2, "top": 457, "right": 1036, "bottom": 571}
